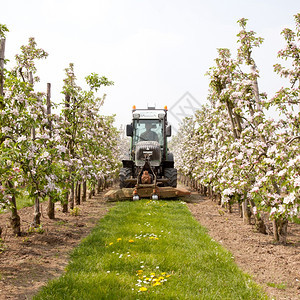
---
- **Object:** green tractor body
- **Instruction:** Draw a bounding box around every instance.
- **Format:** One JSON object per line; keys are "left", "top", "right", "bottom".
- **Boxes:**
{"left": 120, "top": 106, "right": 177, "bottom": 197}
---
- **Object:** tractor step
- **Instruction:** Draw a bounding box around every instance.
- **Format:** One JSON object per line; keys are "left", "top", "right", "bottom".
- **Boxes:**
{"left": 104, "top": 186, "right": 191, "bottom": 201}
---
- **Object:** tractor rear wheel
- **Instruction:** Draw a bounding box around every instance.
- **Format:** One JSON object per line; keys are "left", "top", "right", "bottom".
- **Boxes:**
{"left": 119, "top": 167, "right": 133, "bottom": 188}
{"left": 164, "top": 168, "right": 177, "bottom": 188}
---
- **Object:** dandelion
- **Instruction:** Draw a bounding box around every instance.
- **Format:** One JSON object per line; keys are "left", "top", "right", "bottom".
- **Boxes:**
{"left": 139, "top": 287, "right": 147, "bottom": 292}
{"left": 153, "top": 282, "right": 161, "bottom": 286}
{"left": 129, "top": 239, "right": 134, "bottom": 243}
{"left": 117, "top": 238, "right": 122, "bottom": 242}
{"left": 137, "top": 270, "right": 143, "bottom": 275}
{"left": 109, "top": 242, "right": 113, "bottom": 246}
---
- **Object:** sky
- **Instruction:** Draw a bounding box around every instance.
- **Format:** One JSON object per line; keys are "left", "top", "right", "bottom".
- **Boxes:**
{"left": 1, "top": 0, "right": 300, "bottom": 131}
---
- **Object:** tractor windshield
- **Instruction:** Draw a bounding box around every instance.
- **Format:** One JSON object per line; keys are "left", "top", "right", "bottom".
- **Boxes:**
{"left": 133, "top": 119, "right": 163, "bottom": 146}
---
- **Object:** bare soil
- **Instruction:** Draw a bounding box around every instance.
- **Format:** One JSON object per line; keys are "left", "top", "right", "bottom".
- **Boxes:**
{"left": 0, "top": 189, "right": 299, "bottom": 300}
{"left": 0, "top": 191, "right": 114, "bottom": 300}
{"left": 187, "top": 192, "right": 300, "bottom": 300}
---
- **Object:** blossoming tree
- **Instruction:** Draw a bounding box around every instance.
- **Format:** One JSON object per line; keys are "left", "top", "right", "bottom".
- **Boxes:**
{"left": 172, "top": 14, "right": 300, "bottom": 243}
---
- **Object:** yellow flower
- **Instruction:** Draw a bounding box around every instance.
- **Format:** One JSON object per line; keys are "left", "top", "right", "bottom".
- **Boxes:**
{"left": 166, "top": 274, "right": 171, "bottom": 278}
{"left": 153, "top": 282, "right": 161, "bottom": 286}
{"left": 129, "top": 239, "right": 134, "bottom": 243}
{"left": 139, "top": 287, "right": 147, "bottom": 292}
{"left": 161, "top": 272, "right": 166, "bottom": 276}
{"left": 117, "top": 238, "right": 122, "bottom": 242}
{"left": 137, "top": 270, "right": 143, "bottom": 275}
{"left": 109, "top": 242, "right": 113, "bottom": 246}
{"left": 158, "top": 276, "right": 164, "bottom": 281}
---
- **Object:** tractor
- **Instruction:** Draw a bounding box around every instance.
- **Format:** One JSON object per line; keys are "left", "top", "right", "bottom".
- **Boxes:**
{"left": 120, "top": 106, "right": 177, "bottom": 200}
{"left": 104, "top": 106, "right": 190, "bottom": 201}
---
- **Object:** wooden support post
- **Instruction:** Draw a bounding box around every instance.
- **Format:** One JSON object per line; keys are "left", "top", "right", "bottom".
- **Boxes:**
{"left": 0, "top": 38, "right": 5, "bottom": 99}
{"left": 46, "top": 83, "right": 55, "bottom": 219}
{"left": 82, "top": 181, "right": 87, "bottom": 202}
{"left": 33, "top": 195, "right": 41, "bottom": 227}
{"left": 69, "top": 182, "right": 74, "bottom": 210}
{"left": 8, "top": 181, "right": 21, "bottom": 235}
{"left": 0, "top": 39, "right": 5, "bottom": 236}
{"left": 75, "top": 182, "right": 81, "bottom": 205}
{"left": 62, "top": 193, "right": 68, "bottom": 213}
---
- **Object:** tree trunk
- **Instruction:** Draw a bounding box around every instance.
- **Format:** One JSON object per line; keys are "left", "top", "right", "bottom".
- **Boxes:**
{"left": 62, "top": 192, "right": 68, "bottom": 213}
{"left": 47, "top": 196, "right": 55, "bottom": 219}
{"left": 33, "top": 195, "right": 41, "bottom": 227}
{"left": 75, "top": 182, "right": 81, "bottom": 205}
{"left": 226, "top": 100, "right": 238, "bottom": 139}
{"left": 69, "top": 182, "right": 75, "bottom": 210}
{"left": 10, "top": 195, "right": 21, "bottom": 236}
{"left": 0, "top": 38, "right": 5, "bottom": 102}
{"left": 82, "top": 181, "right": 87, "bottom": 202}
{"left": 249, "top": 198, "right": 267, "bottom": 234}
{"left": 8, "top": 181, "right": 21, "bottom": 235}
{"left": 97, "top": 178, "right": 102, "bottom": 194}
{"left": 242, "top": 199, "right": 251, "bottom": 224}
{"left": 273, "top": 218, "right": 288, "bottom": 244}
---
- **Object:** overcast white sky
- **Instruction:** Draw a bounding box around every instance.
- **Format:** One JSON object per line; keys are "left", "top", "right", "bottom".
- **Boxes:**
{"left": 1, "top": 0, "right": 300, "bottom": 130}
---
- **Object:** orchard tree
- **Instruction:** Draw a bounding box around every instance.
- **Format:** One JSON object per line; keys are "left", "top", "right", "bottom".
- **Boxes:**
{"left": 172, "top": 15, "right": 300, "bottom": 243}
{"left": 60, "top": 63, "right": 115, "bottom": 209}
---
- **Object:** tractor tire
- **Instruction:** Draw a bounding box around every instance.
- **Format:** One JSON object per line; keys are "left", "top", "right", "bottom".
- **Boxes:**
{"left": 164, "top": 168, "right": 177, "bottom": 188}
{"left": 119, "top": 167, "right": 133, "bottom": 188}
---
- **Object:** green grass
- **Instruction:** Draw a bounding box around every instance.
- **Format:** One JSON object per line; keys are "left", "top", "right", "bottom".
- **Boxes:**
{"left": 0, "top": 192, "right": 47, "bottom": 214}
{"left": 291, "top": 216, "right": 300, "bottom": 224}
{"left": 266, "top": 282, "right": 287, "bottom": 290}
{"left": 34, "top": 200, "right": 267, "bottom": 300}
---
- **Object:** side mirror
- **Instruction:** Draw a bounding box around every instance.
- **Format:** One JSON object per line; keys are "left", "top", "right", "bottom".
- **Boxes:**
{"left": 126, "top": 124, "right": 133, "bottom": 136}
{"left": 166, "top": 125, "right": 172, "bottom": 137}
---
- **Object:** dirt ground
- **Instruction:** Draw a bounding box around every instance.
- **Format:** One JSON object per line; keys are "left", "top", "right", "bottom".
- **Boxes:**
{"left": 0, "top": 191, "right": 114, "bottom": 300}
{"left": 0, "top": 188, "right": 299, "bottom": 300}
{"left": 187, "top": 193, "right": 300, "bottom": 300}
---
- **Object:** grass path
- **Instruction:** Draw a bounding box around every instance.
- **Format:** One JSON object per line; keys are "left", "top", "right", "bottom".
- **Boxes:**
{"left": 34, "top": 200, "right": 267, "bottom": 299}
